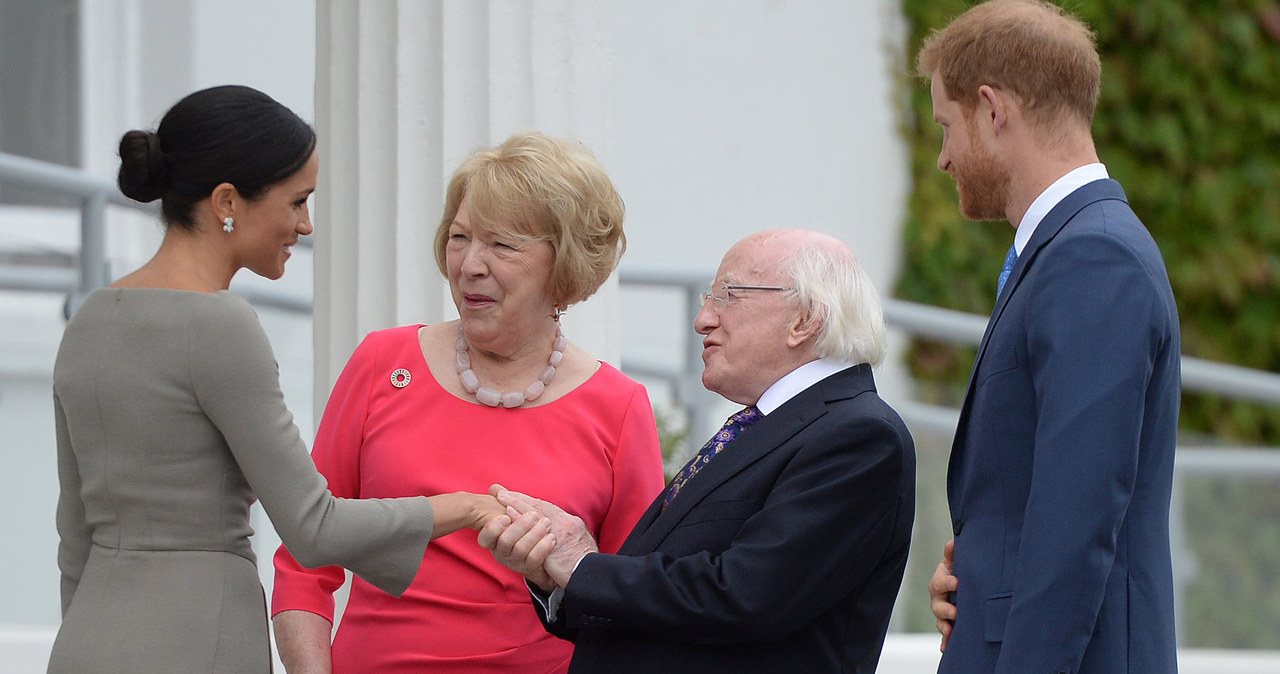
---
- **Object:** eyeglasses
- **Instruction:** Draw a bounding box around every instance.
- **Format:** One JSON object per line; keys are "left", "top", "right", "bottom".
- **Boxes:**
{"left": 699, "top": 284, "right": 796, "bottom": 312}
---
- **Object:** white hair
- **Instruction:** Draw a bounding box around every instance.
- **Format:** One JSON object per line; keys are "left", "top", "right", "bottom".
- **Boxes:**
{"left": 783, "top": 245, "right": 887, "bottom": 367}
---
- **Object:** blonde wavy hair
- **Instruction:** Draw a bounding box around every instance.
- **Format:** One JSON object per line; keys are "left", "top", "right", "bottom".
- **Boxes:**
{"left": 434, "top": 131, "right": 626, "bottom": 307}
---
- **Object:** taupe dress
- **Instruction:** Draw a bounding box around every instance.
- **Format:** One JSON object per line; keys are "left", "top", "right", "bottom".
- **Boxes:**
{"left": 48, "top": 288, "right": 434, "bottom": 673}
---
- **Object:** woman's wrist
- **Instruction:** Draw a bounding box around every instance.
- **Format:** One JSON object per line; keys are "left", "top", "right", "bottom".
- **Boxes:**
{"left": 428, "top": 492, "right": 502, "bottom": 537}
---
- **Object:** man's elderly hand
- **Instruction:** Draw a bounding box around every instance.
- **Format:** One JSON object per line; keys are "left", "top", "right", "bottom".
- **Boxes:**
{"left": 928, "top": 539, "right": 959, "bottom": 653}
{"left": 477, "top": 500, "right": 556, "bottom": 591}
{"left": 491, "top": 484, "right": 598, "bottom": 588}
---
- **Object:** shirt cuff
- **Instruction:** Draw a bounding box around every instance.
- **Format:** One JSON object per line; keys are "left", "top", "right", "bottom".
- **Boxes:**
{"left": 528, "top": 581, "right": 565, "bottom": 622}
{"left": 528, "top": 553, "right": 592, "bottom": 623}
{"left": 546, "top": 586, "right": 567, "bottom": 622}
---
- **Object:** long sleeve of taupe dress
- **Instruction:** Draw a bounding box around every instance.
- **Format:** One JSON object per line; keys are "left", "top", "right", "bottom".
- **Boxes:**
{"left": 47, "top": 288, "right": 435, "bottom": 673}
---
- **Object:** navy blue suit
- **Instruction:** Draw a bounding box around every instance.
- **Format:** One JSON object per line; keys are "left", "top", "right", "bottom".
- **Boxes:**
{"left": 939, "top": 179, "right": 1181, "bottom": 673}
{"left": 536, "top": 365, "right": 915, "bottom": 673}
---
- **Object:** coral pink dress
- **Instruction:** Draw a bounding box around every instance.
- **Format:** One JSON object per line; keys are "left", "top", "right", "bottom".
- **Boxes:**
{"left": 272, "top": 325, "right": 664, "bottom": 673}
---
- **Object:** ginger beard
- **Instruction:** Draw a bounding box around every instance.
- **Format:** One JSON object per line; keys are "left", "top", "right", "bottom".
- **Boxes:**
{"left": 953, "top": 116, "right": 1011, "bottom": 222}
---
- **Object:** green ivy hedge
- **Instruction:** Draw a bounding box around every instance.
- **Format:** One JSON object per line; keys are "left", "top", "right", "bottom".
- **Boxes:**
{"left": 896, "top": 0, "right": 1280, "bottom": 647}
{"left": 897, "top": 0, "right": 1280, "bottom": 441}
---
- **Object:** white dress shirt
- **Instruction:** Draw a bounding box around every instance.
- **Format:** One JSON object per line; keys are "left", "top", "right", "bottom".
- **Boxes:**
{"left": 1013, "top": 163, "right": 1110, "bottom": 255}
{"left": 756, "top": 358, "right": 853, "bottom": 415}
{"left": 539, "top": 357, "right": 856, "bottom": 620}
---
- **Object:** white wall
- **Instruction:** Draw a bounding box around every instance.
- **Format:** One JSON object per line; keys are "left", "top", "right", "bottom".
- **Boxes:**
{"left": 4, "top": 2, "right": 1280, "bottom": 672}
{"left": 612, "top": 0, "right": 912, "bottom": 428}
{"left": 0, "top": 0, "right": 318, "bottom": 633}
{"left": 0, "top": 289, "right": 72, "bottom": 627}
{"left": 615, "top": 0, "right": 908, "bottom": 278}
{"left": 0, "top": 0, "right": 909, "bottom": 655}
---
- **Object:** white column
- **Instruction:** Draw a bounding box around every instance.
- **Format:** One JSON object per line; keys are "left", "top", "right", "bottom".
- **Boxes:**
{"left": 314, "top": 0, "right": 619, "bottom": 415}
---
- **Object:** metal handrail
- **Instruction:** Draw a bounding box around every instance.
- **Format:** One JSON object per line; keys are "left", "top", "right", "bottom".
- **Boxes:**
{"left": 0, "top": 151, "right": 310, "bottom": 314}
{"left": 6, "top": 150, "right": 1280, "bottom": 647}
{"left": 5, "top": 150, "right": 1279, "bottom": 413}
{"left": 620, "top": 261, "right": 1280, "bottom": 408}
{"left": 0, "top": 152, "right": 144, "bottom": 305}
{"left": 0, "top": 152, "right": 141, "bottom": 208}
{"left": 616, "top": 261, "right": 1280, "bottom": 646}
{"left": 883, "top": 298, "right": 1280, "bottom": 407}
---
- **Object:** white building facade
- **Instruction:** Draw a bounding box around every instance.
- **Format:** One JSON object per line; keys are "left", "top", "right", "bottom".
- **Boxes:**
{"left": 5, "top": 3, "right": 1280, "bottom": 673}
{"left": 0, "top": 0, "right": 916, "bottom": 668}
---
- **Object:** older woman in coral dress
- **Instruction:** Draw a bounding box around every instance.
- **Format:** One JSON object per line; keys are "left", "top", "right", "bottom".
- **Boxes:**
{"left": 271, "top": 131, "right": 665, "bottom": 673}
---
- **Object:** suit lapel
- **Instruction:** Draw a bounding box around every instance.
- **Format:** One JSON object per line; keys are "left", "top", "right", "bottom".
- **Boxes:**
{"left": 988, "top": 181, "right": 1124, "bottom": 360}
{"left": 621, "top": 365, "right": 873, "bottom": 554}
{"left": 619, "top": 494, "right": 667, "bottom": 551}
{"left": 947, "top": 179, "right": 1130, "bottom": 504}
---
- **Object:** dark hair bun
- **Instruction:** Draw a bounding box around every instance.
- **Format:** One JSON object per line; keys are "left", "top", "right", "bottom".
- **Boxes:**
{"left": 117, "top": 129, "right": 166, "bottom": 203}
{"left": 116, "top": 85, "right": 316, "bottom": 229}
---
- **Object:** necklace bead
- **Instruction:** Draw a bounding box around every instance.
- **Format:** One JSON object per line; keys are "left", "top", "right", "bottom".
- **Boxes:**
{"left": 456, "top": 323, "right": 564, "bottom": 408}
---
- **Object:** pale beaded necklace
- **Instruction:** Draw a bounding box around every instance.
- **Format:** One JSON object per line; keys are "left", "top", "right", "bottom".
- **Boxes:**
{"left": 455, "top": 323, "right": 566, "bottom": 408}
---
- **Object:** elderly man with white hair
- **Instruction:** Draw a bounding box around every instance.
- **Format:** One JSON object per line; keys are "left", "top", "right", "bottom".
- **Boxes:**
{"left": 481, "top": 229, "right": 917, "bottom": 674}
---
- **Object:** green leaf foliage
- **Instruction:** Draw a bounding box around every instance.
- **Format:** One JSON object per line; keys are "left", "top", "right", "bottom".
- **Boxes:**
{"left": 898, "top": 0, "right": 1280, "bottom": 647}
{"left": 897, "top": 0, "right": 1280, "bottom": 442}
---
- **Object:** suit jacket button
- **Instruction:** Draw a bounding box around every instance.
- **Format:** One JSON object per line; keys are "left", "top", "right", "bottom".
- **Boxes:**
{"left": 952, "top": 520, "right": 964, "bottom": 536}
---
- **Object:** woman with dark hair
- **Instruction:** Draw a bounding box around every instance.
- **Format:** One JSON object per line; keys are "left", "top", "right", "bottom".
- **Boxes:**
{"left": 48, "top": 85, "right": 502, "bottom": 673}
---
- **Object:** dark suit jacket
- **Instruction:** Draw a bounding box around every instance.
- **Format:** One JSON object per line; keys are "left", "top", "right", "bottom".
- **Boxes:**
{"left": 535, "top": 364, "right": 915, "bottom": 673}
{"left": 939, "top": 179, "right": 1181, "bottom": 673}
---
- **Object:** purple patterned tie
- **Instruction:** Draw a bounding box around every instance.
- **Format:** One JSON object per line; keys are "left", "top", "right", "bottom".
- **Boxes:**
{"left": 661, "top": 406, "right": 763, "bottom": 511}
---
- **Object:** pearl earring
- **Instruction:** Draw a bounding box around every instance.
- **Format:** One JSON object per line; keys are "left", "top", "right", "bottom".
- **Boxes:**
{"left": 223, "top": 217, "right": 235, "bottom": 233}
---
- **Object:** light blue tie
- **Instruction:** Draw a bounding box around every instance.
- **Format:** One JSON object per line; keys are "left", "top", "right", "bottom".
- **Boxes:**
{"left": 997, "top": 245, "right": 1017, "bottom": 297}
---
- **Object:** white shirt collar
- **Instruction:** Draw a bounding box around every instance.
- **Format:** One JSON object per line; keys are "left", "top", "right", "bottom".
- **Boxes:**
{"left": 1013, "top": 163, "right": 1109, "bottom": 255}
{"left": 755, "top": 358, "right": 853, "bottom": 415}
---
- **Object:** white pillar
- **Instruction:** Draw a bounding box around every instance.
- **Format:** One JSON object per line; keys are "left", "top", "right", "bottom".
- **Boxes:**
{"left": 313, "top": 0, "right": 619, "bottom": 415}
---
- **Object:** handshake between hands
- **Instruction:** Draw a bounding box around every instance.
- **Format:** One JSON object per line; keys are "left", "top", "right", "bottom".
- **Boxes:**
{"left": 476, "top": 484, "right": 599, "bottom": 593}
